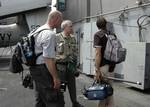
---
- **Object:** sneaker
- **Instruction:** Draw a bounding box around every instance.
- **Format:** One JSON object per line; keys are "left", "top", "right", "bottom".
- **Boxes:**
{"left": 73, "top": 102, "right": 84, "bottom": 107}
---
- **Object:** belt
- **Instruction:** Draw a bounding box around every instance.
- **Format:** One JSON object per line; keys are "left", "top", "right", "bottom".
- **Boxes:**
{"left": 30, "top": 64, "right": 47, "bottom": 69}
{"left": 32, "top": 63, "right": 46, "bottom": 67}
{"left": 56, "top": 61, "right": 68, "bottom": 65}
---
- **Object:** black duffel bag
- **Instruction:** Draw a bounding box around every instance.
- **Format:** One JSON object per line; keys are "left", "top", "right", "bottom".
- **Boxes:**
{"left": 83, "top": 81, "right": 113, "bottom": 100}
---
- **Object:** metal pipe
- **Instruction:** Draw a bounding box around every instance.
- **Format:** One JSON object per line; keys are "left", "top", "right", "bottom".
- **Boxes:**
{"left": 73, "top": 3, "right": 150, "bottom": 24}
{"left": 85, "top": 3, "right": 150, "bottom": 19}
{"left": 99, "top": 0, "right": 103, "bottom": 14}
{"left": 105, "top": 76, "right": 142, "bottom": 85}
{"left": 87, "top": 0, "right": 91, "bottom": 17}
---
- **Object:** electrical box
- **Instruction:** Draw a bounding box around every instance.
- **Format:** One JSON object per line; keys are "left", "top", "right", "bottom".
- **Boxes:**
{"left": 123, "top": 42, "right": 150, "bottom": 90}
{"left": 57, "top": 0, "right": 66, "bottom": 11}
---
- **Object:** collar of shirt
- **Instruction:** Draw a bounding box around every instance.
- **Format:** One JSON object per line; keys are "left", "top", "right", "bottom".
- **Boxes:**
{"left": 99, "top": 29, "right": 109, "bottom": 35}
{"left": 61, "top": 32, "right": 71, "bottom": 39}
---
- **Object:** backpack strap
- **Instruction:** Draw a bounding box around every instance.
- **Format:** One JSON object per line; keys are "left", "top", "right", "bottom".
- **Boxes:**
{"left": 35, "top": 52, "right": 43, "bottom": 59}
{"left": 30, "top": 29, "right": 50, "bottom": 61}
{"left": 105, "top": 32, "right": 117, "bottom": 39}
{"left": 29, "top": 28, "right": 50, "bottom": 37}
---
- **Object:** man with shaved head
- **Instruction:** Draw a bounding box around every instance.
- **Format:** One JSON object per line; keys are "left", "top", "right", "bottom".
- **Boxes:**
{"left": 29, "top": 10, "right": 64, "bottom": 107}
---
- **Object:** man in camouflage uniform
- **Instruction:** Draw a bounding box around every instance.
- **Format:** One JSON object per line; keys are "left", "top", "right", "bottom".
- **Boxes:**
{"left": 56, "top": 20, "right": 83, "bottom": 107}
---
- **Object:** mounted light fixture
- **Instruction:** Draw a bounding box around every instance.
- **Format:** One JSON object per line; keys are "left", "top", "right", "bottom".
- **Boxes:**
{"left": 57, "top": 0, "right": 66, "bottom": 11}
{"left": 136, "top": 0, "right": 143, "bottom": 5}
{"left": 119, "top": 8, "right": 128, "bottom": 21}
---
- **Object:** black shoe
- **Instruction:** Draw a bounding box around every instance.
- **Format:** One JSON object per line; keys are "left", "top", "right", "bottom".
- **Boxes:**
{"left": 73, "top": 102, "right": 84, "bottom": 107}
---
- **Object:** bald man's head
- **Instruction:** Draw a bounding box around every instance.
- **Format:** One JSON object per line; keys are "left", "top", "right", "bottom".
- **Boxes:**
{"left": 46, "top": 10, "right": 63, "bottom": 28}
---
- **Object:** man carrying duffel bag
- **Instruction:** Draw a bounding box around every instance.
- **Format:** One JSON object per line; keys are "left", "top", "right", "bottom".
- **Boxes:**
{"left": 83, "top": 80, "right": 113, "bottom": 101}
{"left": 93, "top": 16, "right": 115, "bottom": 107}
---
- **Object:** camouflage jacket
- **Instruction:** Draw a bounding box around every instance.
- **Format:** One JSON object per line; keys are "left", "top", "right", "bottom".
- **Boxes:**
{"left": 56, "top": 32, "right": 77, "bottom": 60}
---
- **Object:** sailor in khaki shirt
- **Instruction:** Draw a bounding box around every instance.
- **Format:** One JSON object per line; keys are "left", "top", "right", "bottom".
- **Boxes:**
{"left": 56, "top": 20, "right": 83, "bottom": 107}
{"left": 56, "top": 32, "right": 77, "bottom": 58}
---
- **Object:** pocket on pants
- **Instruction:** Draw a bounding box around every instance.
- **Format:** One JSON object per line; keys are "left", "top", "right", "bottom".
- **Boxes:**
{"left": 43, "top": 88, "right": 58, "bottom": 102}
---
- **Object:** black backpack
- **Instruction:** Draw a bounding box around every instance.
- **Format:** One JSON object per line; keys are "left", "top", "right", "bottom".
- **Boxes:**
{"left": 9, "top": 44, "right": 23, "bottom": 73}
{"left": 9, "top": 29, "right": 49, "bottom": 73}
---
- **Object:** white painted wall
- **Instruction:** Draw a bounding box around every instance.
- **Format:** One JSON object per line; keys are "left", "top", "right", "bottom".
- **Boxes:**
{"left": 123, "top": 42, "right": 146, "bottom": 89}
{"left": 79, "top": 6, "right": 150, "bottom": 76}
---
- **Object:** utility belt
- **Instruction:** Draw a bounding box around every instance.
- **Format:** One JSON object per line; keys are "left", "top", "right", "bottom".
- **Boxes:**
{"left": 56, "top": 59, "right": 77, "bottom": 73}
{"left": 56, "top": 58, "right": 77, "bottom": 80}
{"left": 56, "top": 60, "right": 68, "bottom": 65}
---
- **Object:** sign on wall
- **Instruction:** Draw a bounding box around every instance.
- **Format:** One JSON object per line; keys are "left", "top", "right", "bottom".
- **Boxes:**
{"left": 57, "top": 0, "right": 66, "bottom": 11}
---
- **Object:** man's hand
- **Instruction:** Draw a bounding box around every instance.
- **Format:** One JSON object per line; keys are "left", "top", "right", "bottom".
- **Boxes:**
{"left": 44, "top": 57, "right": 61, "bottom": 90}
{"left": 94, "top": 70, "right": 103, "bottom": 82}
{"left": 53, "top": 77, "right": 61, "bottom": 90}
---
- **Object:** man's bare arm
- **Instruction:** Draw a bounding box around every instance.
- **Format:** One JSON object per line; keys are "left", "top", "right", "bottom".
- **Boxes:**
{"left": 95, "top": 47, "right": 102, "bottom": 81}
{"left": 44, "top": 57, "right": 60, "bottom": 89}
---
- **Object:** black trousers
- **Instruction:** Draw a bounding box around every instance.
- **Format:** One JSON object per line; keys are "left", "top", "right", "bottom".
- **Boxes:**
{"left": 57, "top": 63, "right": 77, "bottom": 104}
{"left": 66, "top": 70, "right": 77, "bottom": 104}
{"left": 29, "top": 64, "right": 65, "bottom": 107}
